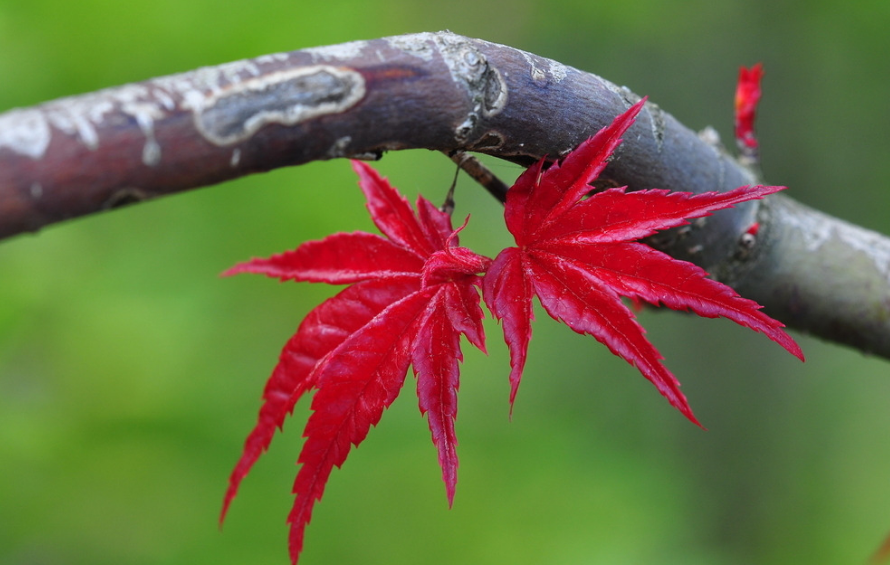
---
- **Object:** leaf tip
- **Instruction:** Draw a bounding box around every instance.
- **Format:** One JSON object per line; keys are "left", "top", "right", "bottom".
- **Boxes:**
{"left": 683, "top": 406, "right": 706, "bottom": 430}
{"left": 445, "top": 481, "right": 457, "bottom": 509}
{"left": 220, "top": 263, "right": 250, "bottom": 277}
{"left": 781, "top": 333, "right": 806, "bottom": 362}
{"left": 219, "top": 494, "right": 234, "bottom": 528}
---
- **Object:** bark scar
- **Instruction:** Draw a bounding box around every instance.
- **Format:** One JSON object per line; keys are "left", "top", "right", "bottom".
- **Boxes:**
{"left": 432, "top": 33, "right": 508, "bottom": 144}
{"left": 193, "top": 66, "right": 366, "bottom": 146}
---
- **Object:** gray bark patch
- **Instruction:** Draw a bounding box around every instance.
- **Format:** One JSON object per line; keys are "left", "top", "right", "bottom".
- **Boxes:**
{"left": 194, "top": 66, "right": 366, "bottom": 146}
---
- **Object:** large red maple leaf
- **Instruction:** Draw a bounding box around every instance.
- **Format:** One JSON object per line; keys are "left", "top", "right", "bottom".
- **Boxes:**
{"left": 220, "top": 161, "right": 490, "bottom": 564}
{"left": 222, "top": 96, "right": 804, "bottom": 564}
{"left": 482, "top": 98, "right": 803, "bottom": 424}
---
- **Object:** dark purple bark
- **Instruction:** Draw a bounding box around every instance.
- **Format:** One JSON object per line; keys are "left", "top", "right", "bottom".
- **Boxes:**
{"left": 1, "top": 31, "right": 888, "bottom": 358}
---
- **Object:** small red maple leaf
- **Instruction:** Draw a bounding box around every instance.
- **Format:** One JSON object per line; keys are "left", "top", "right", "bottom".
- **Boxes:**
{"left": 735, "top": 63, "right": 764, "bottom": 153}
{"left": 482, "top": 98, "right": 803, "bottom": 424}
{"left": 220, "top": 161, "right": 490, "bottom": 564}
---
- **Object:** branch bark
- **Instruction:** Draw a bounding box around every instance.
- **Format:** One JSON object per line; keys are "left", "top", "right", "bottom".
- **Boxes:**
{"left": 1, "top": 31, "right": 888, "bottom": 358}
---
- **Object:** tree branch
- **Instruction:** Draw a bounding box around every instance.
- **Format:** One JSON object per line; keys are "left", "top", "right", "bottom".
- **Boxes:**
{"left": 1, "top": 31, "right": 888, "bottom": 358}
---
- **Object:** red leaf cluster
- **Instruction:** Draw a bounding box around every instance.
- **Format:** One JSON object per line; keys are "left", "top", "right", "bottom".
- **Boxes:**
{"left": 484, "top": 99, "right": 802, "bottom": 424}
{"left": 221, "top": 99, "right": 802, "bottom": 564}
{"left": 220, "top": 162, "right": 489, "bottom": 560}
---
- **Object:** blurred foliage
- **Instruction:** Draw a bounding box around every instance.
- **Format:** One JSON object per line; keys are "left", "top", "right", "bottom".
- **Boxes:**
{"left": 1, "top": 0, "right": 889, "bottom": 564}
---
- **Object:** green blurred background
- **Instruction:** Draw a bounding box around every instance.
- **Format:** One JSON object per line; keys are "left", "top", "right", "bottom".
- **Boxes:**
{"left": 1, "top": 1, "right": 889, "bottom": 564}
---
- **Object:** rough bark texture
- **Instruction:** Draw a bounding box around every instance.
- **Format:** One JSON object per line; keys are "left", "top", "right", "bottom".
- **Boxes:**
{"left": 1, "top": 31, "right": 888, "bottom": 358}
{"left": 735, "top": 195, "right": 890, "bottom": 356}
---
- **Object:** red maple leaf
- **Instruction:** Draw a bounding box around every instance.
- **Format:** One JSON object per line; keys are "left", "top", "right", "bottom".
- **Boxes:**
{"left": 222, "top": 97, "right": 804, "bottom": 563}
{"left": 735, "top": 63, "right": 764, "bottom": 151}
{"left": 220, "top": 161, "right": 490, "bottom": 564}
{"left": 482, "top": 98, "right": 804, "bottom": 424}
